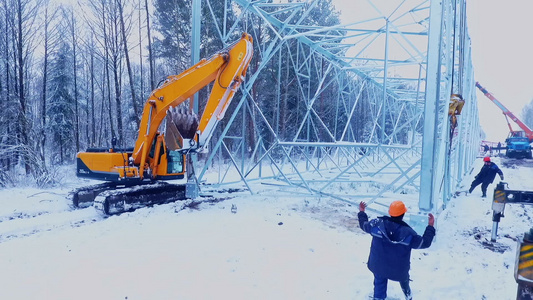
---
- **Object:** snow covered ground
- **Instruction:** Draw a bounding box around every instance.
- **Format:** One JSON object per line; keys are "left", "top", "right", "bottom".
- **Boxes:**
{"left": 0, "top": 157, "right": 532, "bottom": 300}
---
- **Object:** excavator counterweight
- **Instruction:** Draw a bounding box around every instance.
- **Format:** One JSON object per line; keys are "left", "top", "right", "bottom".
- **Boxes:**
{"left": 70, "top": 33, "right": 254, "bottom": 214}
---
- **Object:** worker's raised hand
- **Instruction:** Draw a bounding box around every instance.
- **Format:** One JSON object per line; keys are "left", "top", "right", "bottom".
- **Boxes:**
{"left": 428, "top": 213, "right": 435, "bottom": 227}
{"left": 359, "top": 201, "right": 367, "bottom": 212}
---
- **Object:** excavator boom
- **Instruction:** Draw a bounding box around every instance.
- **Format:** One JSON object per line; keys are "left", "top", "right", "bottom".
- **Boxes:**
{"left": 134, "top": 33, "right": 253, "bottom": 179}
{"left": 71, "top": 33, "right": 254, "bottom": 214}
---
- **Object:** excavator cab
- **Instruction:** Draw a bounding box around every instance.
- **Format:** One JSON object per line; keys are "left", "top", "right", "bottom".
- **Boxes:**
{"left": 166, "top": 150, "right": 184, "bottom": 175}
{"left": 146, "top": 133, "right": 186, "bottom": 180}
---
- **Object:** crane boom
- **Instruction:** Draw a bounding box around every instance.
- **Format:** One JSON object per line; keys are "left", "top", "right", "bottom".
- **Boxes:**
{"left": 475, "top": 81, "right": 533, "bottom": 142}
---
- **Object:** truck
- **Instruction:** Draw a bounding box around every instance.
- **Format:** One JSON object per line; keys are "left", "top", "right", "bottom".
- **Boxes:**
{"left": 70, "top": 33, "right": 254, "bottom": 215}
{"left": 475, "top": 82, "right": 533, "bottom": 159}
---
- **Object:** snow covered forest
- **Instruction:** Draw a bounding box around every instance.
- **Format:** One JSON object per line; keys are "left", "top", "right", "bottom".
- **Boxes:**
{"left": 1, "top": 0, "right": 377, "bottom": 188}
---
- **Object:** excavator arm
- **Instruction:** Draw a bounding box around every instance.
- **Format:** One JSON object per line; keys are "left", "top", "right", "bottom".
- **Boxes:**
{"left": 133, "top": 33, "right": 253, "bottom": 179}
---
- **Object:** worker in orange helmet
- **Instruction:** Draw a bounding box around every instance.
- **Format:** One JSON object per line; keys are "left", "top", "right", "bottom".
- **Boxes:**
{"left": 468, "top": 156, "right": 504, "bottom": 197}
{"left": 358, "top": 201, "right": 435, "bottom": 300}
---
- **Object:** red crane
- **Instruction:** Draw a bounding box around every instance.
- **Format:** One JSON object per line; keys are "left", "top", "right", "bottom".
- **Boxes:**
{"left": 475, "top": 82, "right": 533, "bottom": 143}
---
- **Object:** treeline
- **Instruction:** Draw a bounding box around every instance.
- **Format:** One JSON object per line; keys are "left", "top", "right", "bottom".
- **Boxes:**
{"left": 0, "top": 0, "right": 378, "bottom": 187}
{"left": 521, "top": 99, "right": 533, "bottom": 130}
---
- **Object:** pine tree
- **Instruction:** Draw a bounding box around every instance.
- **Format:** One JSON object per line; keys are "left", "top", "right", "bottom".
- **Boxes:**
{"left": 47, "top": 41, "right": 75, "bottom": 164}
{"left": 152, "top": 0, "right": 192, "bottom": 73}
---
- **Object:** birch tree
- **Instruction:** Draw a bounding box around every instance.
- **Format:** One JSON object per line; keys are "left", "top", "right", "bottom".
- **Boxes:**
{"left": 11, "top": 0, "right": 44, "bottom": 175}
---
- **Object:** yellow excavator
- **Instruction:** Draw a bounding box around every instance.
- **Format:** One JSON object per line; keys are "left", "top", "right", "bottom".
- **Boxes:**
{"left": 70, "top": 33, "right": 254, "bottom": 215}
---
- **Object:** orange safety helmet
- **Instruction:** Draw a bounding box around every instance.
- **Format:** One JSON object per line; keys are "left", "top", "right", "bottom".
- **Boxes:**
{"left": 483, "top": 156, "right": 491, "bottom": 162}
{"left": 389, "top": 200, "right": 407, "bottom": 217}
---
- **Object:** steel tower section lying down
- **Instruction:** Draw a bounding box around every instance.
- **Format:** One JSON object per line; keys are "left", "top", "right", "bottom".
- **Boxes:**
{"left": 192, "top": 0, "right": 480, "bottom": 214}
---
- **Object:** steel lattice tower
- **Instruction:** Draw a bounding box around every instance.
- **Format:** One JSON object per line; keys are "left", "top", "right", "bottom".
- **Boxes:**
{"left": 190, "top": 0, "right": 479, "bottom": 216}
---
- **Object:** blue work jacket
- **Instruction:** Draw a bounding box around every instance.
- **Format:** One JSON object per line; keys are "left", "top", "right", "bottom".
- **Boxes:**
{"left": 475, "top": 162, "right": 503, "bottom": 184}
{"left": 358, "top": 211, "right": 435, "bottom": 281}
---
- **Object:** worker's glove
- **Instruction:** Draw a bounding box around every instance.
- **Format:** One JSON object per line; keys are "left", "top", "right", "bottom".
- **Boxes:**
{"left": 500, "top": 175, "right": 504, "bottom": 180}
{"left": 428, "top": 213, "right": 435, "bottom": 227}
{"left": 359, "top": 201, "right": 366, "bottom": 212}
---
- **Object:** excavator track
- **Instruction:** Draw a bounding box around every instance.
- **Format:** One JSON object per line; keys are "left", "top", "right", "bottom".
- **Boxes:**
{"left": 69, "top": 182, "right": 119, "bottom": 208}
{"left": 93, "top": 182, "right": 186, "bottom": 215}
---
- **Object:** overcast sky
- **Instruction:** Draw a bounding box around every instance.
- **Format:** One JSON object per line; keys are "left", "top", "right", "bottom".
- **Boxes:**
{"left": 467, "top": 0, "right": 533, "bottom": 142}
{"left": 331, "top": 0, "right": 533, "bottom": 143}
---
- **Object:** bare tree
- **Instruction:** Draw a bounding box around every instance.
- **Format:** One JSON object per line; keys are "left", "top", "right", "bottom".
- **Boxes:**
{"left": 0, "top": 0, "right": 14, "bottom": 173}
{"left": 109, "top": 1, "right": 124, "bottom": 145}
{"left": 84, "top": 0, "right": 122, "bottom": 145}
{"left": 39, "top": 4, "right": 59, "bottom": 165}
{"left": 144, "top": 0, "right": 154, "bottom": 90}
{"left": 89, "top": 33, "right": 97, "bottom": 145}
{"left": 62, "top": 6, "right": 81, "bottom": 152}
{"left": 13, "top": 0, "right": 44, "bottom": 174}
{"left": 137, "top": 0, "right": 144, "bottom": 99}
{"left": 117, "top": 0, "right": 140, "bottom": 127}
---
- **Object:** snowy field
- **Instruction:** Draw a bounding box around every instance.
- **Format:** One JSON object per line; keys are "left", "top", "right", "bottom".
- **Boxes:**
{"left": 0, "top": 157, "right": 532, "bottom": 299}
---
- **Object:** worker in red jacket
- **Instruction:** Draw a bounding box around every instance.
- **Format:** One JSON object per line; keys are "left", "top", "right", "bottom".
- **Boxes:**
{"left": 468, "top": 156, "right": 504, "bottom": 197}
{"left": 358, "top": 201, "right": 435, "bottom": 300}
